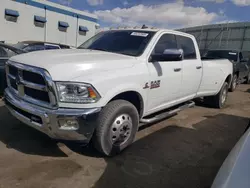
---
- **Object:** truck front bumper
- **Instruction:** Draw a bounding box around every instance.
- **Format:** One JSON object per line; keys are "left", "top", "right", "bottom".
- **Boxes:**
{"left": 4, "top": 88, "right": 101, "bottom": 143}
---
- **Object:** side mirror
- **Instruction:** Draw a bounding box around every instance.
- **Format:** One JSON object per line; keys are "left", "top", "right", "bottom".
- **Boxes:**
{"left": 150, "top": 49, "right": 183, "bottom": 62}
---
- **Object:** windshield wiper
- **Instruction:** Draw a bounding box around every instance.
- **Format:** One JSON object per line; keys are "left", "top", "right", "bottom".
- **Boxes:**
{"left": 78, "top": 46, "right": 108, "bottom": 52}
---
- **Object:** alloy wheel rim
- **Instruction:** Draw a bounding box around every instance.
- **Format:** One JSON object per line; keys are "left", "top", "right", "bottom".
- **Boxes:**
{"left": 110, "top": 114, "right": 133, "bottom": 146}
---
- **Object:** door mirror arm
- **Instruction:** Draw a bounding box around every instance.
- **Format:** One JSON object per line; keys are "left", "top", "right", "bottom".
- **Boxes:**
{"left": 149, "top": 49, "right": 184, "bottom": 63}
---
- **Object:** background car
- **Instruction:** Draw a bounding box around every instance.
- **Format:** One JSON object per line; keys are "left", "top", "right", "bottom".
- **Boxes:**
{"left": 0, "top": 42, "right": 26, "bottom": 94}
{"left": 202, "top": 49, "right": 250, "bottom": 91}
{"left": 12, "top": 41, "right": 72, "bottom": 52}
{"left": 211, "top": 120, "right": 250, "bottom": 188}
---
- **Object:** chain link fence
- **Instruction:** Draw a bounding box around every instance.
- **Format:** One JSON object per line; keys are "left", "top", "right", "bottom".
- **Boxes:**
{"left": 177, "top": 22, "right": 250, "bottom": 58}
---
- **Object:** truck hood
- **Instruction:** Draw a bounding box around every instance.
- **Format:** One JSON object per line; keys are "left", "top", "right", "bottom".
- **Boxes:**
{"left": 10, "top": 49, "right": 136, "bottom": 81}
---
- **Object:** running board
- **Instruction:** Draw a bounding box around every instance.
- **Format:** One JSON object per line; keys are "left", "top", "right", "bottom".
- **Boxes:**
{"left": 140, "top": 101, "right": 195, "bottom": 124}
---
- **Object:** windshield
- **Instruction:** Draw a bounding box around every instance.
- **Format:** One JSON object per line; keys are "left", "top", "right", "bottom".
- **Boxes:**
{"left": 78, "top": 30, "right": 156, "bottom": 56}
{"left": 203, "top": 50, "right": 238, "bottom": 61}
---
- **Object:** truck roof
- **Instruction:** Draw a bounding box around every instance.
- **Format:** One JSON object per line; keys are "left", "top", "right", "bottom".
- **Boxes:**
{"left": 113, "top": 28, "right": 160, "bottom": 32}
{"left": 108, "top": 28, "right": 195, "bottom": 38}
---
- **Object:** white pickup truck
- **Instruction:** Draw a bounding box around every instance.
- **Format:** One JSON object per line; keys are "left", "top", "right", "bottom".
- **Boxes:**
{"left": 4, "top": 29, "right": 233, "bottom": 156}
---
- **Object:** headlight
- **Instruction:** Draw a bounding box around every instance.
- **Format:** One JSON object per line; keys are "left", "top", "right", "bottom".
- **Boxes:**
{"left": 56, "top": 82, "right": 101, "bottom": 103}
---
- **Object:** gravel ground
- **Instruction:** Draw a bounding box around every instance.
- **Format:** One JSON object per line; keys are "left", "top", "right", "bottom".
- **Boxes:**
{"left": 0, "top": 85, "right": 250, "bottom": 188}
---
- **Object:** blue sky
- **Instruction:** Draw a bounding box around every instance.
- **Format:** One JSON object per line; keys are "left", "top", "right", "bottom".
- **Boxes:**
{"left": 48, "top": 0, "right": 250, "bottom": 29}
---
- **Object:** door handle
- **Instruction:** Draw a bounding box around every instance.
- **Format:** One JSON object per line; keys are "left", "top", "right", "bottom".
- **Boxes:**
{"left": 196, "top": 66, "right": 202, "bottom": 69}
{"left": 174, "top": 68, "right": 182, "bottom": 72}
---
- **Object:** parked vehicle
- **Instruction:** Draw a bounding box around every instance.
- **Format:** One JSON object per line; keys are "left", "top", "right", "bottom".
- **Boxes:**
{"left": 13, "top": 41, "right": 72, "bottom": 52}
{"left": 4, "top": 29, "right": 233, "bottom": 156}
{"left": 202, "top": 49, "right": 250, "bottom": 91}
{"left": 211, "top": 120, "right": 250, "bottom": 188}
{"left": 0, "top": 43, "right": 26, "bottom": 94}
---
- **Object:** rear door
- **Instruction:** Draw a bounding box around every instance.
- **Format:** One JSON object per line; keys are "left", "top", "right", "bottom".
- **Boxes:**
{"left": 176, "top": 35, "right": 202, "bottom": 100}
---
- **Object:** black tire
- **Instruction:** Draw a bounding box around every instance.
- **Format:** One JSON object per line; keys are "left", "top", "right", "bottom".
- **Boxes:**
{"left": 244, "top": 72, "right": 250, "bottom": 84}
{"left": 229, "top": 74, "right": 237, "bottom": 92}
{"left": 93, "top": 100, "right": 139, "bottom": 156}
{"left": 205, "top": 82, "right": 229, "bottom": 109}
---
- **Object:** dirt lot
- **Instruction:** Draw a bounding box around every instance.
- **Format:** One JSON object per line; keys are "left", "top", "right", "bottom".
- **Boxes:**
{"left": 0, "top": 85, "right": 250, "bottom": 188}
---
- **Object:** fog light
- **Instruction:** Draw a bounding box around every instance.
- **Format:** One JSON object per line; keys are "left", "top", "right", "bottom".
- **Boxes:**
{"left": 58, "top": 119, "right": 79, "bottom": 130}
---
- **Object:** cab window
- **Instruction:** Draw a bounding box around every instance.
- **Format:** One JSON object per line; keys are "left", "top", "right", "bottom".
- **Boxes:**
{"left": 152, "top": 34, "right": 177, "bottom": 55}
{"left": 176, "top": 35, "right": 197, "bottom": 59}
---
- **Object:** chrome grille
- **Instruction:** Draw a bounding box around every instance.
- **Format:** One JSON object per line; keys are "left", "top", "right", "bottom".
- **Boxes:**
{"left": 6, "top": 61, "right": 57, "bottom": 109}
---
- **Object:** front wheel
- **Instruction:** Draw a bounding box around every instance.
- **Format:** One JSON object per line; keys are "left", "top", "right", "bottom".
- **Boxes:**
{"left": 93, "top": 100, "right": 139, "bottom": 156}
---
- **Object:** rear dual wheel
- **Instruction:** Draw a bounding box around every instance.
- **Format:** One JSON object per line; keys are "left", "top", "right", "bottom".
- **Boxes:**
{"left": 204, "top": 82, "right": 229, "bottom": 109}
{"left": 229, "top": 74, "right": 237, "bottom": 92}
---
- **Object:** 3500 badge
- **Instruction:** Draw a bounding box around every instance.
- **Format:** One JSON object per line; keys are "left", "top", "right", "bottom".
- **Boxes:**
{"left": 143, "top": 80, "right": 161, "bottom": 89}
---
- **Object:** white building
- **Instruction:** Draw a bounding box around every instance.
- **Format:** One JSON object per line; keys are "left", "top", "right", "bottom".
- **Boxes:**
{"left": 0, "top": 0, "right": 99, "bottom": 47}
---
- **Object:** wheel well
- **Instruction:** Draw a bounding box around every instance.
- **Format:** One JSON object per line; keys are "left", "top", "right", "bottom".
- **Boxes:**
{"left": 109, "top": 91, "right": 144, "bottom": 118}
{"left": 225, "top": 74, "right": 232, "bottom": 85}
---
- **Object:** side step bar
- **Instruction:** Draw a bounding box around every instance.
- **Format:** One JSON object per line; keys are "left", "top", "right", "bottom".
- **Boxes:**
{"left": 140, "top": 101, "right": 195, "bottom": 124}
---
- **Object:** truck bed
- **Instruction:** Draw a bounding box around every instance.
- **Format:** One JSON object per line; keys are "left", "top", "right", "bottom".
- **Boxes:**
{"left": 197, "top": 59, "right": 233, "bottom": 97}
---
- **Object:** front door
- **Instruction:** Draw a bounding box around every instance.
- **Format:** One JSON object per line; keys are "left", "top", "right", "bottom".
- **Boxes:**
{"left": 146, "top": 33, "right": 183, "bottom": 114}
